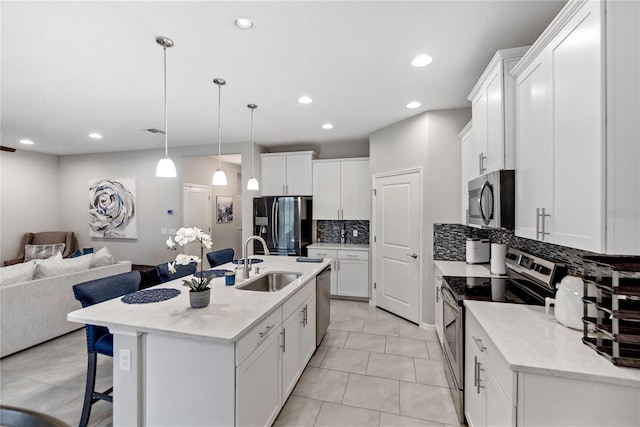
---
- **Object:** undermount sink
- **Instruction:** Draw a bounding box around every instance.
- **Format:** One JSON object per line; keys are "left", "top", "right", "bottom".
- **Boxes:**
{"left": 237, "top": 272, "right": 302, "bottom": 292}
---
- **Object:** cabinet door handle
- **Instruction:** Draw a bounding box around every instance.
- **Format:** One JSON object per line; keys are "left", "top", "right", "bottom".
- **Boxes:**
{"left": 259, "top": 324, "right": 274, "bottom": 338}
{"left": 280, "top": 330, "right": 286, "bottom": 352}
{"left": 301, "top": 305, "right": 307, "bottom": 326}
{"left": 338, "top": 209, "right": 341, "bottom": 219}
{"left": 474, "top": 356, "right": 478, "bottom": 388}
{"left": 477, "top": 362, "right": 485, "bottom": 393}
{"left": 536, "top": 208, "right": 551, "bottom": 240}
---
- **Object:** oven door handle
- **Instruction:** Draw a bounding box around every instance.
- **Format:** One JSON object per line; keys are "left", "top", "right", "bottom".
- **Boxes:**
{"left": 440, "top": 286, "right": 460, "bottom": 312}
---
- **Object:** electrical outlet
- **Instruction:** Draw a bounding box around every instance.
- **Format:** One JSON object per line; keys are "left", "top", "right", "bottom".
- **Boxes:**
{"left": 119, "top": 349, "right": 131, "bottom": 371}
{"left": 168, "top": 228, "right": 177, "bottom": 235}
{"left": 353, "top": 230, "right": 358, "bottom": 237}
{"left": 161, "top": 228, "right": 168, "bottom": 235}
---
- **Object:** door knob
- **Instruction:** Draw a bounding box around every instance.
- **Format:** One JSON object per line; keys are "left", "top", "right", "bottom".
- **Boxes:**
{"left": 407, "top": 253, "right": 418, "bottom": 259}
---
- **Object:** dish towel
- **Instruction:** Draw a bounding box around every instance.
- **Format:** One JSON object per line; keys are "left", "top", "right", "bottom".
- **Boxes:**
{"left": 296, "top": 257, "right": 324, "bottom": 263}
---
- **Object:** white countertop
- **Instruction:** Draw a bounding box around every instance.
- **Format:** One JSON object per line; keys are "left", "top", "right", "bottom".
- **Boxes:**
{"left": 308, "top": 243, "right": 370, "bottom": 251}
{"left": 465, "top": 300, "right": 640, "bottom": 387}
{"left": 67, "top": 256, "right": 331, "bottom": 344}
{"left": 434, "top": 260, "right": 494, "bottom": 277}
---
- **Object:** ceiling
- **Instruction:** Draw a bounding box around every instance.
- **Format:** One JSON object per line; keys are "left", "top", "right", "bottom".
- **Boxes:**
{"left": 1, "top": 1, "right": 566, "bottom": 156}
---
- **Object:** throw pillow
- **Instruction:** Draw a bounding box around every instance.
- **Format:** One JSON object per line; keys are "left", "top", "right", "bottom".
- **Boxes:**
{"left": 90, "top": 247, "right": 114, "bottom": 268}
{"left": 33, "top": 255, "right": 91, "bottom": 279}
{"left": 0, "top": 260, "right": 36, "bottom": 286}
{"left": 24, "top": 243, "right": 66, "bottom": 262}
{"left": 69, "top": 249, "right": 82, "bottom": 258}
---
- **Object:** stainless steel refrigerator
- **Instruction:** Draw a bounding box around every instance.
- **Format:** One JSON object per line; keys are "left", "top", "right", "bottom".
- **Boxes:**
{"left": 253, "top": 196, "right": 312, "bottom": 256}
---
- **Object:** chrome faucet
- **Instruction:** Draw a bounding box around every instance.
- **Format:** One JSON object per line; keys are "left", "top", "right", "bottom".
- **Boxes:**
{"left": 243, "top": 236, "right": 270, "bottom": 279}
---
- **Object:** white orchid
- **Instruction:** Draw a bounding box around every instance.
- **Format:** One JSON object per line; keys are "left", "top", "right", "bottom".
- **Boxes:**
{"left": 166, "top": 237, "right": 176, "bottom": 250}
{"left": 165, "top": 226, "right": 215, "bottom": 292}
{"left": 175, "top": 253, "right": 200, "bottom": 265}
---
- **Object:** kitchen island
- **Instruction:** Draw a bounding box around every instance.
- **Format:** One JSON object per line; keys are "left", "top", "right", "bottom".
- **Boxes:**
{"left": 68, "top": 256, "right": 332, "bottom": 427}
{"left": 465, "top": 301, "right": 640, "bottom": 426}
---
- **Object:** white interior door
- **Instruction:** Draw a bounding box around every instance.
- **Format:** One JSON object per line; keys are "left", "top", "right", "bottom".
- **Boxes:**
{"left": 183, "top": 184, "right": 211, "bottom": 257}
{"left": 374, "top": 171, "right": 421, "bottom": 323}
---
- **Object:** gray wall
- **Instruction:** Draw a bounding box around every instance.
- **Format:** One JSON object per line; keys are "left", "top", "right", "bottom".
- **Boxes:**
{"left": 369, "top": 107, "right": 471, "bottom": 324}
{"left": 0, "top": 150, "right": 60, "bottom": 263}
{"left": 1, "top": 141, "right": 263, "bottom": 266}
{"left": 266, "top": 139, "right": 369, "bottom": 159}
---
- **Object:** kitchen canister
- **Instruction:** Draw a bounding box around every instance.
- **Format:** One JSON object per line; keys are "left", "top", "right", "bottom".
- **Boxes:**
{"left": 490, "top": 243, "right": 507, "bottom": 275}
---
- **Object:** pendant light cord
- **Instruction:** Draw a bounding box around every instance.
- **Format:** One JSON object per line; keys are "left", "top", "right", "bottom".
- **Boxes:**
{"left": 163, "top": 46, "right": 168, "bottom": 158}
{"left": 217, "top": 83, "right": 222, "bottom": 168}
{"left": 250, "top": 107, "right": 255, "bottom": 177}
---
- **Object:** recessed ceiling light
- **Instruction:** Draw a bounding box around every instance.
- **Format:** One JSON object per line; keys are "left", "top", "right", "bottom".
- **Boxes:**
{"left": 406, "top": 101, "right": 422, "bottom": 109}
{"left": 411, "top": 54, "right": 433, "bottom": 67}
{"left": 19, "top": 139, "right": 34, "bottom": 145}
{"left": 88, "top": 133, "right": 102, "bottom": 139}
{"left": 298, "top": 96, "right": 313, "bottom": 104}
{"left": 234, "top": 17, "right": 254, "bottom": 30}
{"left": 322, "top": 123, "right": 334, "bottom": 130}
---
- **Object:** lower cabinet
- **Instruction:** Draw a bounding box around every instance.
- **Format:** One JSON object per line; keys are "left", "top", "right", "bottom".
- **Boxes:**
{"left": 282, "top": 293, "right": 316, "bottom": 400}
{"left": 308, "top": 248, "right": 369, "bottom": 298}
{"left": 236, "top": 280, "right": 317, "bottom": 427}
{"left": 434, "top": 267, "right": 444, "bottom": 345}
{"left": 464, "top": 310, "right": 516, "bottom": 427}
{"left": 236, "top": 328, "right": 282, "bottom": 427}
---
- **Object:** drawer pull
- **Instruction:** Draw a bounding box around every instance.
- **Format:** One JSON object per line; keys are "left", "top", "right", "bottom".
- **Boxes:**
{"left": 316, "top": 252, "right": 328, "bottom": 256}
{"left": 473, "top": 336, "right": 486, "bottom": 352}
{"left": 347, "top": 254, "right": 359, "bottom": 258}
{"left": 259, "top": 324, "right": 274, "bottom": 338}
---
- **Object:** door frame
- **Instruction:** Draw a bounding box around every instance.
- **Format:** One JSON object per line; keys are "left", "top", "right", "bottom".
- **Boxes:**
{"left": 371, "top": 167, "right": 423, "bottom": 324}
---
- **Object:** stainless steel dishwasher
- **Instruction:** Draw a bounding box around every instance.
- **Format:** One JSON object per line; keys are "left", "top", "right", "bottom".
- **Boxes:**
{"left": 316, "top": 265, "right": 331, "bottom": 346}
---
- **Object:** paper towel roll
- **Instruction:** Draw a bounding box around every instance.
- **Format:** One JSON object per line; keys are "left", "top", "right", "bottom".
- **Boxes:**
{"left": 490, "top": 243, "right": 507, "bottom": 275}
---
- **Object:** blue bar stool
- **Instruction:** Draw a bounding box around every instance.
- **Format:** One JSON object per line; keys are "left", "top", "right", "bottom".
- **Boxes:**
{"left": 72, "top": 270, "right": 140, "bottom": 427}
{"left": 206, "top": 248, "right": 235, "bottom": 268}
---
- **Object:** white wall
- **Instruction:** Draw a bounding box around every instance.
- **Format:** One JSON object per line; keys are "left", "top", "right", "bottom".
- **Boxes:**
{"left": 0, "top": 150, "right": 60, "bottom": 263}
{"left": 182, "top": 156, "right": 243, "bottom": 257}
{"left": 370, "top": 107, "right": 470, "bottom": 324}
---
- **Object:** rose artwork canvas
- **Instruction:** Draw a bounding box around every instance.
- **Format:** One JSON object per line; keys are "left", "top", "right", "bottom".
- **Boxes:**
{"left": 89, "top": 178, "right": 137, "bottom": 239}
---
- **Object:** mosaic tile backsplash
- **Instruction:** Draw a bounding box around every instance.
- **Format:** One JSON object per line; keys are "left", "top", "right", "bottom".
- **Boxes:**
{"left": 433, "top": 223, "right": 597, "bottom": 276}
{"left": 317, "top": 220, "right": 370, "bottom": 245}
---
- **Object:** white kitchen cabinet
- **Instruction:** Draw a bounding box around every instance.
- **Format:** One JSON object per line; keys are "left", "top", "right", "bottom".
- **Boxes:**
{"left": 467, "top": 47, "right": 528, "bottom": 179}
{"left": 260, "top": 151, "right": 316, "bottom": 196}
{"left": 464, "top": 310, "right": 516, "bottom": 427}
{"left": 312, "top": 158, "right": 371, "bottom": 220}
{"left": 308, "top": 247, "right": 369, "bottom": 298}
{"left": 512, "top": 0, "right": 640, "bottom": 254}
{"left": 281, "top": 279, "right": 316, "bottom": 402}
{"left": 281, "top": 304, "right": 302, "bottom": 400}
{"left": 434, "top": 267, "right": 444, "bottom": 345}
{"left": 236, "top": 323, "right": 282, "bottom": 427}
{"left": 459, "top": 121, "right": 473, "bottom": 224}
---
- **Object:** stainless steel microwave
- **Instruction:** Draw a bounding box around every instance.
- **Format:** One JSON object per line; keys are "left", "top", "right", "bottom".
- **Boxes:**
{"left": 467, "top": 170, "right": 515, "bottom": 229}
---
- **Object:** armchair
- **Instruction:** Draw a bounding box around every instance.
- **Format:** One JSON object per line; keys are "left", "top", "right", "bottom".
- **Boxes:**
{"left": 3, "top": 231, "right": 78, "bottom": 266}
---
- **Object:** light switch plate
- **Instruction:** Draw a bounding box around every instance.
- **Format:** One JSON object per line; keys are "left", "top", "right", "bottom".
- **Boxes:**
{"left": 119, "top": 349, "right": 131, "bottom": 371}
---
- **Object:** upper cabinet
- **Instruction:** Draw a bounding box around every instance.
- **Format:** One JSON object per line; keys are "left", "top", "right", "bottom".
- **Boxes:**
{"left": 313, "top": 158, "right": 371, "bottom": 220}
{"left": 459, "top": 121, "right": 473, "bottom": 224}
{"left": 467, "top": 47, "right": 529, "bottom": 179}
{"left": 260, "top": 151, "right": 317, "bottom": 196}
{"left": 512, "top": 0, "right": 640, "bottom": 254}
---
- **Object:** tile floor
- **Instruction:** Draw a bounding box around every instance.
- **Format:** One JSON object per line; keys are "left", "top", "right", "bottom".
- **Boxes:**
{"left": 0, "top": 300, "right": 461, "bottom": 427}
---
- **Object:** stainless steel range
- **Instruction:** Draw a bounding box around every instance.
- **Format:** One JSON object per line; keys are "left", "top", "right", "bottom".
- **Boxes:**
{"left": 440, "top": 248, "right": 567, "bottom": 423}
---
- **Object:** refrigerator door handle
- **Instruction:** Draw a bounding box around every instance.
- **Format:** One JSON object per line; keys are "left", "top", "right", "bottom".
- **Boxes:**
{"left": 271, "top": 200, "right": 277, "bottom": 245}
{"left": 275, "top": 201, "right": 279, "bottom": 247}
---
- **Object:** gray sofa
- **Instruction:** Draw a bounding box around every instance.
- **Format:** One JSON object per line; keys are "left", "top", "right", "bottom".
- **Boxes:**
{"left": 1, "top": 261, "right": 132, "bottom": 357}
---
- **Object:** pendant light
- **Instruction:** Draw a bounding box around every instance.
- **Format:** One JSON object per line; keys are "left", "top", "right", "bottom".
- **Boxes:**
{"left": 212, "top": 78, "right": 228, "bottom": 186}
{"left": 246, "top": 104, "right": 260, "bottom": 191}
{"left": 155, "top": 36, "right": 177, "bottom": 178}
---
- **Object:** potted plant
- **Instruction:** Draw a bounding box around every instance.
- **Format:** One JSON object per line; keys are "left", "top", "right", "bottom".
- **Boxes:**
{"left": 166, "top": 227, "right": 213, "bottom": 308}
